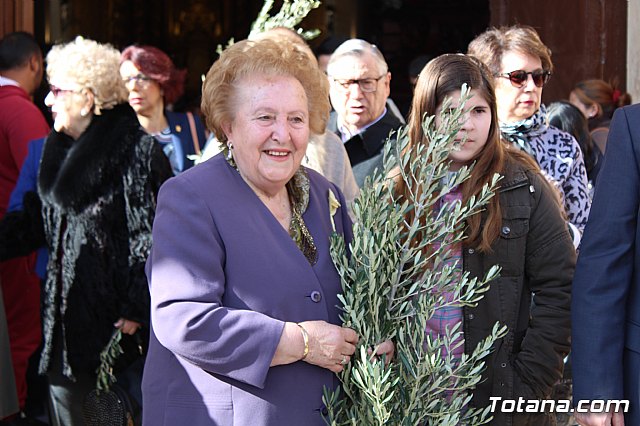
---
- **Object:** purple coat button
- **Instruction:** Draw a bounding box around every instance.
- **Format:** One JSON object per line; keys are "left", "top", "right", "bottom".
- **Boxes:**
{"left": 310, "top": 291, "right": 322, "bottom": 303}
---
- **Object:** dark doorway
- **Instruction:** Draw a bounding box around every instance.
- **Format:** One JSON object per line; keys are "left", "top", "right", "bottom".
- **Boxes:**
{"left": 354, "top": 0, "right": 491, "bottom": 116}
{"left": 37, "top": 0, "right": 492, "bottom": 117}
{"left": 32, "top": 0, "right": 626, "bottom": 118}
{"left": 40, "top": 0, "right": 271, "bottom": 112}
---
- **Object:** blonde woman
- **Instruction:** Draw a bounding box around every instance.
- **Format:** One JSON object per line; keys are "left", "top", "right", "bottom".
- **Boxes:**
{"left": 144, "top": 38, "right": 393, "bottom": 426}
{"left": 0, "top": 37, "right": 172, "bottom": 425}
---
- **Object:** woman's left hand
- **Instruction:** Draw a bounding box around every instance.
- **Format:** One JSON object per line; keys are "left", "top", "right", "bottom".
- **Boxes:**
{"left": 114, "top": 318, "right": 141, "bottom": 335}
{"left": 368, "top": 340, "right": 395, "bottom": 365}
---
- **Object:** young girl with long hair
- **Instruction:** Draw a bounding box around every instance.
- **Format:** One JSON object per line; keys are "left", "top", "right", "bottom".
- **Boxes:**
{"left": 403, "top": 54, "right": 575, "bottom": 425}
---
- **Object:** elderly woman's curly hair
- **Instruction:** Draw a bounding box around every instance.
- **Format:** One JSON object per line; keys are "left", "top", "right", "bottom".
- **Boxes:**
{"left": 201, "top": 38, "right": 330, "bottom": 143}
{"left": 46, "top": 36, "right": 127, "bottom": 114}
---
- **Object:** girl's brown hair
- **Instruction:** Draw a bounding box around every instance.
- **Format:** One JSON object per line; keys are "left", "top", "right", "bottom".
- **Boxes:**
{"left": 404, "top": 53, "right": 537, "bottom": 252}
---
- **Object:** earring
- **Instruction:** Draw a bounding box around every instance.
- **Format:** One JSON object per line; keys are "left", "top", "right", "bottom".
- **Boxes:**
{"left": 226, "top": 142, "right": 233, "bottom": 161}
{"left": 80, "top": 108, "right": 88, "bottom": 117}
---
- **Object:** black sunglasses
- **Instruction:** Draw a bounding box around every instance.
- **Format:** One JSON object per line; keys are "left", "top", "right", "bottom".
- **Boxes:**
{"left": 497, "top": 69, "right": 551, "bottom": 88}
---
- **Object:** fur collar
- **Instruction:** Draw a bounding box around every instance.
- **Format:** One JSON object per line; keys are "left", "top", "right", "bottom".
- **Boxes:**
{"left": 38, "top": 103, "right": 149, "bottom": 210}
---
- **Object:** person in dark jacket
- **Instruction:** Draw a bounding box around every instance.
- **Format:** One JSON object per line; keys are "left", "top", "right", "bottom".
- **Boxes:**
{"left": 402, "top": 53, "right": 575, "bottom": 425}
{"left": 120, "top": 44, "right": 207, "bottom": 174}
{"left": 571, "top": 104, "right": 640, "bottom": 426}
{"left": 0, "top": 36, "right": 172, "bottom": 426}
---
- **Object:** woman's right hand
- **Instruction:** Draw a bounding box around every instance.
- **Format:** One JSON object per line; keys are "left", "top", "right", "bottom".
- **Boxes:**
{"left": 299, "top": 320, "right": 358, "bottom": 373}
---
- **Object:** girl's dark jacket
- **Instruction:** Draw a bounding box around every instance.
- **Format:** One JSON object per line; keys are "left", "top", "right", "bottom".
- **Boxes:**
{"left": 464, "top": 158, "right": 575, "bottom": 426}
{"left": 0, "top": 103, "right": 172, "bottom": 379}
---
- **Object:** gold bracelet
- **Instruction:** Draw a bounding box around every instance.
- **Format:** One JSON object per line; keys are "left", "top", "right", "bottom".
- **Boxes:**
{"left": 297, "top": 323, "right": 309, "bottom": 360}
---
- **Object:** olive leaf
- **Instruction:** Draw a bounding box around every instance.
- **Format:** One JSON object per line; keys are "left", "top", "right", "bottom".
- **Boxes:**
{"left": 217, "top": 0, "right": 321, "bottom": 54}
{"left": 95, "top": 329, "right": 124, "bottom": 394}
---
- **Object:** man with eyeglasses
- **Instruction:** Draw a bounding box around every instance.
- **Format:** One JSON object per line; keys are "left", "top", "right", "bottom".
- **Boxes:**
{"left": 0, "top": 31, "right": 49, "bottom": 422}
{"left": 326, "top": 39, "right": 403, "bottom": 187}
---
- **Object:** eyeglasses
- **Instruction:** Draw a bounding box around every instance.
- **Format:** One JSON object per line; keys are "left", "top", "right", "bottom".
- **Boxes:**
{"left": 122, "top": 74, "right": 153, "bottom": 87}
{"left": 49, "top": 85, "right": 81, "bottom": 98}
{"left": 330, "top": 74, "right": 386, "bottom": 93}
{"left": 496, "top": 69, "right": 551, "bottom": 88}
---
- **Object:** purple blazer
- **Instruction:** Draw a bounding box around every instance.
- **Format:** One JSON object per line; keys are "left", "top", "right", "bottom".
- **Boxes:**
{"left": 143, "top": 154, "right": 352, "bottom": 425}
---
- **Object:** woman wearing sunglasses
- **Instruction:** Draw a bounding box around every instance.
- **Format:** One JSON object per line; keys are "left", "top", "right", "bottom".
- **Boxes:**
{"left": 469, "top": 25, "right": 590, "bottom": 237}
{"left": 0, "top": 37, "right": 172, "bottom": 425}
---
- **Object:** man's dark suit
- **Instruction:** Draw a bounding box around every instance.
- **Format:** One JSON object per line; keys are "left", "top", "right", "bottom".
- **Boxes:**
{"left": 572, "top": 104, "right": 640, "bottom": 423}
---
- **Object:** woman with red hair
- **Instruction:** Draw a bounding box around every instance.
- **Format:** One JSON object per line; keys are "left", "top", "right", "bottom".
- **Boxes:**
{"left": 120, "top": 45, "right": 206, "bottom": 174}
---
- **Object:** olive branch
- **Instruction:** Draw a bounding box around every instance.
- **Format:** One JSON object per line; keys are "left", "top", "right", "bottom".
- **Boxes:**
{"left": 324, "top": 85, "right": 507, "bottom": 425}
{"left": 217, "top": 0, "right": 321, "bottom": 54}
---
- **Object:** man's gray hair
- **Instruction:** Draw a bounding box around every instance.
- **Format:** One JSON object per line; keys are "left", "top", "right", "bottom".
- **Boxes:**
{"left": 327, "top": 39, "right": 388, "bottom": 76}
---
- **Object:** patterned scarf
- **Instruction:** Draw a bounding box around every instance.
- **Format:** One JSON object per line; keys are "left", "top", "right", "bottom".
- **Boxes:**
{"left": 287, "top": 169, "right": 318, "bottom": 265}
{"left": 499, "top": 104, "right": 549, "bottom": 157}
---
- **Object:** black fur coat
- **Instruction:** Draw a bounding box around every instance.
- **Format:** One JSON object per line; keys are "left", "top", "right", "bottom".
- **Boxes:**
{"left": 1, "top": 104, "right": 172, "bottom": 379}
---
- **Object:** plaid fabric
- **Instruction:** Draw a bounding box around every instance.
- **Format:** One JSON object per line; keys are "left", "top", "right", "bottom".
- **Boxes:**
{"left": 425, "top": 186, "right": 464, "bottom": 360}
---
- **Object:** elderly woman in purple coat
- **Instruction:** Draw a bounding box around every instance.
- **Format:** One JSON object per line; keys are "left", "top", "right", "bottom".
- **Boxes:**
{"left": 143, "top": 38, "right": 391, "bottom": 425}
